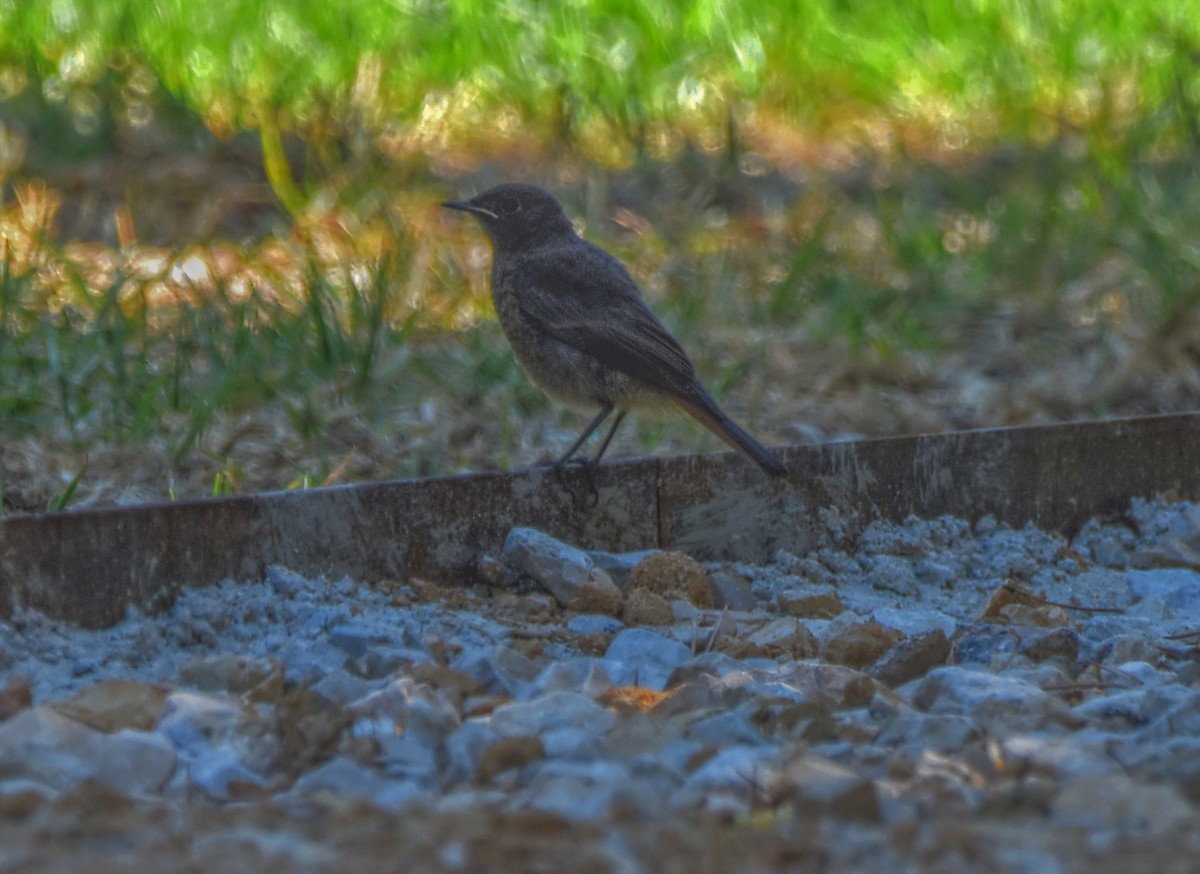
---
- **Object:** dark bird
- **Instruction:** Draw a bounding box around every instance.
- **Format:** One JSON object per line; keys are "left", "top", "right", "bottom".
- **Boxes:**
{"left": 442, "top": 183, "right": 786, "bottom": 478}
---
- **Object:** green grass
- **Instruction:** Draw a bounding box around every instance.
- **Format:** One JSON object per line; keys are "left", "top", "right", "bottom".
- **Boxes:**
{"left": 2, "top": 139, "right": 1197, "bottom": 491}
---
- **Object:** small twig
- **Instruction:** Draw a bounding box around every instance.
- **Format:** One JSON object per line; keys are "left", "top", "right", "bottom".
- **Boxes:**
{"left": 703, "top": 606, "right": 730, "bottom": 656}
{"left": 1042, "top": 681, "right": 1129, "bottom": 693}
{"left": 1155, "top": 643, "right": 1200, "bottom": 661}
{"left": 989, "top": 626, "right": 1025, "bottom": 674}
{"left": 1080, "top": 659, "right": 1145, "bottom": 686}
{"left": 1001, "top": 582, "right": 1123, "bottom": 614}
{"left": 509, "top": 626, "right": 555, "bottom": 640}
{"left": 1166, "top": 627, "right": 1200, "bottom": 641}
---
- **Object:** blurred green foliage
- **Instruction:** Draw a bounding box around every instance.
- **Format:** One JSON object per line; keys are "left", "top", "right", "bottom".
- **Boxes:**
{"left": 0, "top": 0, "right": 1197, "bottom": 157}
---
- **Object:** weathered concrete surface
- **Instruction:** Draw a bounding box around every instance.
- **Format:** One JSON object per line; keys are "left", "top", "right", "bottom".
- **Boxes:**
{"left": 2, "top": 413, "right": 1198, "bottom": 627}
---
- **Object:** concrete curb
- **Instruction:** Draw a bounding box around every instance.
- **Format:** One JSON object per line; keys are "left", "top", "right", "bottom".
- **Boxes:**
{"left": 2, "top": 413, "right": 1197, "bottom": 627}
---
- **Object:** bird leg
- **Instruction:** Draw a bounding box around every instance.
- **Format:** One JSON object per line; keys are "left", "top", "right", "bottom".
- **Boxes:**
{"left": 555, "top": 405, "right": 614, "bottom": 467}
{"left": 551, "top": 406, "right": 627, "bottom": 505}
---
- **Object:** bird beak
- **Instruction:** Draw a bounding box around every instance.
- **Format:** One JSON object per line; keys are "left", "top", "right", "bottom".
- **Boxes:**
{"left": 441, "top": 199, "right": 497, "bottom": 220}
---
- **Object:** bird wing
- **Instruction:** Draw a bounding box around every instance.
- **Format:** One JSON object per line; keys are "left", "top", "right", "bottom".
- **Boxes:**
{"left": 514, "top": 243, "right": 698, "bottom": 396}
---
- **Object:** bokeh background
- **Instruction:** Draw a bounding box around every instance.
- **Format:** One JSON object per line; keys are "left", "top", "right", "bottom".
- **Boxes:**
{"left": 2, "top": 0, "right": 1199, "bottom": 510}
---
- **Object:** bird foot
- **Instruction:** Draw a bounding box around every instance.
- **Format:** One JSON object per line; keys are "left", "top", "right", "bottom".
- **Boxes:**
{"left": 548, "top": 455, "right": 599, "bottom": 507}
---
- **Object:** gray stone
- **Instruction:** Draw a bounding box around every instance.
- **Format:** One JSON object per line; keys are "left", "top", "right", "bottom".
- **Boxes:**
{"left": 377, "top": 732, "right": 439, "bottom": 780}
{"left": 707, "top": 569, "right": 758, "bottom": 611}
{"left": 567, "top": 614, "right": 624, "bottom": 637}
{"left": 1018, "top": 626, "right": 1080, "bottom": 663}
{"left": 1069, "top": 567, "right": 1137, "bottom": 608}
{"left": 1094, "top": 633, "right": 1163, "bottom": 667}
{"left": 290, "top": 756, "right": 424, "bottom": 809}
{"left": 822, "top": 621, "right": 900, "bottom": 669}
{"left": 870, "top": 629, "right": 951, "bottom": 688}
{"left": 1001, "top": 731, "right": 1125, "bottom": 778}
{"left": 157, "top": 691, "right": 253, "bottom": 753}
{"left": 328, "top": 623, "right": 393, "bottom": 660}
{"left": 356, "top": 678, "right": 461, "bottom": 747}
{"left": 299, "top": 605, "right": 351, "bottom": 637}
{"left": 178, "top": 654, "right": 279, "bottom": 695}
{"left": 1126, "top": 568, "right": 1200, "bottom": 618}
{"left": 867, "top": 555, "right": 920, "bottom": 598}
{"left": 444, "top": 720, "right": 499, "bottom": 785}
{"left": 310, "top": 668, "right": 379, "bottom": 705}
{"left": 355, "top": 646, "right": 428, "bottom": 679}
{"left": 266, "top": 565, "right": 308, "bottom": 598}
{"left": 1079, "top": 614, "right": 1158, "bottom": 648}
{"left": 913, "top": 559, "right": 956, "bottom": 588}
{"left": 522, "top": 759, "right": 634, "bottom": 820}
{"left": 540, "top": 725, "right": 605, "bottom": 759}
{"left": 1108, "top": 661, "right": 1176, "bottom": 686}
{"left": 686, "top": 706, "right": 767, "bottom": 747}
{"left": 653, "top": 672, "right": 741, "bottom": 718}
{"left": 1117, "top": 737, "right": 1200, "bottom": 801}
{"left": 860, "top": 519, "right": 932, "bottom": 556}
{"left": 0, "top": 778, "right": 57, "bottom": 803}
{"left": 1089, "top": 536, "right": 1128, "bottom": 568}
{"left": 1052, "top": 773, "right": 1193, "bottom": 834}
{"left": 529, "top": 658, "right": 616, "bottom": 698}
{"left": 490, "top": 691, "right": 616, "bottom": 739}
{"left": 185, "top": 746, "right": 268, "bottom": 801}
{"left": 871, "top": 607, "right": 956, "bottom": 639}
{"left": 504, "top": 527, "right": 617, "bottom": 606}
{"left": 876, "top": 713, "right": 978, "bottom": 753}
{"left": 778, "top": 585, "right": 844, "bottom": 619}
{"left": 587, "top": 549, "right": 660, "bottom": 591}
{"left": 1137, "top": 688, "right": 1200, "bottom": 741}
{"left": 909, "top": 666, "right": 1075, "bottom": 732}
{"left": 748, "top": 617, "right": 820, "bottom": 658}
{"left": 477, "top": 553, "right": 520, "bottom": 587}
{"left": 604, "top": 628, "right": 692, "bottom": 691}
{"left": 1074, "top": 684, "right": 1194, "bottom": 730}
{"left": 0, "top": 708, "right": 176, "bottom": 797}
{"left": 772, "top": 754, "right": 881, "bottom": 822}
{"left": 453, "top": 646, "right": 541, "bottom": 699}
{"left": 950, "top": 624, "right": 1019, "bottom": 667}
{"left": 674, "top": 745, "right": 780, "bottom": 814}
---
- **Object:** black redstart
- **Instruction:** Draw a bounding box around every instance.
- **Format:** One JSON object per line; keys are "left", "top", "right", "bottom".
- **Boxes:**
{"left": 442, "top": 183, "right": 786, "bottom": 478}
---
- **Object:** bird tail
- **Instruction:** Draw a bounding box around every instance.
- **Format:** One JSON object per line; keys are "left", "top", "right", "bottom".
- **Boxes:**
{"left": 675, "top": 384, "right": 787, "bottom": 478}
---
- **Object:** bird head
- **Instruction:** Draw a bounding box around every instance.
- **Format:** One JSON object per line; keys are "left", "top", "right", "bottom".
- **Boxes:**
{"left": 442, "top": 183, "right": 576, "bottom": 250}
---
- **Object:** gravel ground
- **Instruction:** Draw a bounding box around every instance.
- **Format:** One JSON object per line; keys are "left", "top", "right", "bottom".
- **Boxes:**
{"left": 2, "top": 497, "right": 1200, "bottom": 872}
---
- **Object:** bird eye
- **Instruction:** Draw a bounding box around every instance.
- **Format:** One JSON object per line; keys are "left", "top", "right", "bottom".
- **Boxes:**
{"left": 498, "top": 197, "right": 522, "bottom": 215}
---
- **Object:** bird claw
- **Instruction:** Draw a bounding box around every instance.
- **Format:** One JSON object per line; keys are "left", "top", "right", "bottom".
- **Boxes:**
{"left": 549, "top": 456, "right": 600, "bottom": 507}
